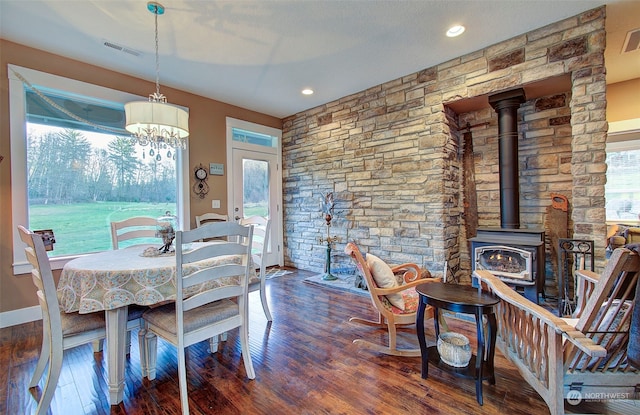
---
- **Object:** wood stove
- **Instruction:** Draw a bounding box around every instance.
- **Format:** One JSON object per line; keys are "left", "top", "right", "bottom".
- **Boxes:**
{"left": 469, "top": 88, "right": 546, "bottom": 303}
{"left": 471, "top": 228, "right": 545, "bottom": 303}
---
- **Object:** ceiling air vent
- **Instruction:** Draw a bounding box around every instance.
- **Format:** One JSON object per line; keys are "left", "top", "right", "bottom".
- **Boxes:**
{"left": 621, "top": 28, "right": 640, "bottom": 53}
{"left": 103, "top": 39, "right": 141, "bottom": 57}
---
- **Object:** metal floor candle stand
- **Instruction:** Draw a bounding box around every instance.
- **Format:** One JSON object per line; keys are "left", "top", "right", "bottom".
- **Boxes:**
{"left": 319, "top": 222, "right": 337, "bottom": 281}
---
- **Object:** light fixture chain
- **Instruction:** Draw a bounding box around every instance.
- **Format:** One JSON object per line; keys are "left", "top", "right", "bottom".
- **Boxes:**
{"left": 154, "top": 6, "right": 161, "bottom": 97}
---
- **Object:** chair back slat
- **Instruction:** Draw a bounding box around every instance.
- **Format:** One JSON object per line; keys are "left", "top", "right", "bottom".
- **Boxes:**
{"left": 195, "top": 213, "right": 228, "bottom": 228}
{"left": 182, "top": 221, "right": 243, "bottom": 245}
{"left": 183, "top": 285, "right": 243, "bottom": 312}
{"left": 174, "top": 221, "right": 253, "bottom": 319}
{"left": 195, "top": 213, "right": 229, "bottom": 241}
{"left": 182, "top": 241, "right": 248, "bottom": 264}
{"left": 24, "top": 247, "right": 45, "bottom": 292}
{"left": 575, "top": 250, "right": 640, "bottom": 332}
{"left": 182, "top": 263, "right": 247, "bottom": 290}
{"left": 110, "top": 216, "right": 158, "bottom": 249}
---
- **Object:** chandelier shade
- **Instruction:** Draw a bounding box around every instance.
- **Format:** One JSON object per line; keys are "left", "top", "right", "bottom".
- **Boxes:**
{"left": 125, "top": 99, "right": 189, "bottom": 148}
{"left": 125, "top": 1, "right": 189, "bottom": 151}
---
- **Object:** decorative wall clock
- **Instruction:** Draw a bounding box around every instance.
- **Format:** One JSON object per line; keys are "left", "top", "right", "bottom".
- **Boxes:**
{"left": 193, "top": 164, "right": 210, "bottom": 199}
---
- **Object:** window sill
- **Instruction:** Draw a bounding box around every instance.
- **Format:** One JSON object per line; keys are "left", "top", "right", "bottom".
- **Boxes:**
{"left": 13, "top": 253, "right": 84, "bottom": 276}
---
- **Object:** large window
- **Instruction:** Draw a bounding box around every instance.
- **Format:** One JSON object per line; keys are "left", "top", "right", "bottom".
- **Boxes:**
{"left": 606, "top": 138, "right": 640, "bottom": 223}
{"left": 9, "top": 65, "right": 190, "bottom": 274}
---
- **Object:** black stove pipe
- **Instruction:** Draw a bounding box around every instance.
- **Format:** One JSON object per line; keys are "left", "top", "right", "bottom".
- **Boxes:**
{"left": 489, "top": 88, "right": 526, "bottom": 229}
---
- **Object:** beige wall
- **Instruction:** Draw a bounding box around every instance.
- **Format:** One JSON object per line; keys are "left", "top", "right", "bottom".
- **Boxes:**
{"left": 607, "top": 78, "right": 640, "bottom": 123}
{"left": 0, "top": 40, "right": 281, "bottom": 316}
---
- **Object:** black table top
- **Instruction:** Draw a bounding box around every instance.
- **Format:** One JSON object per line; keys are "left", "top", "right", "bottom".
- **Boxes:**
{"left": 416, "top": 282, "right": 499, "bottom": 308}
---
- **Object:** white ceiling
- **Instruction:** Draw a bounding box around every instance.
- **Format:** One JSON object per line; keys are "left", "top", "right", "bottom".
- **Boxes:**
{"left": 1, "top": 0, "right": 638, "bottom": 119}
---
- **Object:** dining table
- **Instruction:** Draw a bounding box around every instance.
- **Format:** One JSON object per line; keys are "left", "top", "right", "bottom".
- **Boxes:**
{"left": 57, "top": 242, "right": 256, "bottom": 405}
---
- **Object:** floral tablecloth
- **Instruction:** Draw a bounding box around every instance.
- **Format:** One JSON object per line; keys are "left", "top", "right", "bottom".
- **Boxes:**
{"left": 57, "top": 244, "right": 257, "bottom": 314}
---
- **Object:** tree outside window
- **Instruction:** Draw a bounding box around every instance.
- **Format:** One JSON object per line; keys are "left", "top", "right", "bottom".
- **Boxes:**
{"left": 27, "top": 125, "right": 177, "bottom": 256}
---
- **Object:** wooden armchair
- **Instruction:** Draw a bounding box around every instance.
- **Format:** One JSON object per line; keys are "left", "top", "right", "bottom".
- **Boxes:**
{"left": 474, "top": 247, "right": 640, "bottom": 415}
{"left": 345, "top": 242, "right": 439, "bottom": 357}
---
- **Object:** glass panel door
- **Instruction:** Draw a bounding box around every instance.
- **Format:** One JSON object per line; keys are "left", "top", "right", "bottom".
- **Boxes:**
{"left": 232, "top": 148, "right": 279, "bottom": 266}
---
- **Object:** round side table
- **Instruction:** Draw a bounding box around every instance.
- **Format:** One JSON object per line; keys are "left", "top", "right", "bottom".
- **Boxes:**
{"left": 416, "top": 282, "right": 499, "bottom": 406}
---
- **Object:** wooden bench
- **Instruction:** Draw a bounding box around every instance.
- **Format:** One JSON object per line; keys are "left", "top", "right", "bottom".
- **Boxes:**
{"left": 474, "top": 248, "right": 640, "bottom": 415}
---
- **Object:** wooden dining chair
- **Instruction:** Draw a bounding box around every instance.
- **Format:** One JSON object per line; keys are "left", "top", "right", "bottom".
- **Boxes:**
{"left": 17, "top": 225, "right": 145, "bottom": 414}
{"left": 142, "top": 221, "right": 256, "bottom": 415}
{"left": 239, "top": 215, "right": 273, "bottom": 321}
{"left": 110, "top": 216, "right": 158, "bottom": 249}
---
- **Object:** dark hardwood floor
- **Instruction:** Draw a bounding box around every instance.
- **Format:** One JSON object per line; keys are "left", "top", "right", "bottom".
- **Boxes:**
{"left": 1, "top": 268, "right": 637, "bottom": 414}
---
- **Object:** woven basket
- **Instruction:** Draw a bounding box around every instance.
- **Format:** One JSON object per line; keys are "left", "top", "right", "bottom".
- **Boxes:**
{"left": 437, "top": 332, "right": 471, "bottom": 367}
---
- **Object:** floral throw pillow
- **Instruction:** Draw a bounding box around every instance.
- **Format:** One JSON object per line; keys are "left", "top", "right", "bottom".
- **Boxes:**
{"left": 365, "top": 253, "right": 405, "bottom": 310}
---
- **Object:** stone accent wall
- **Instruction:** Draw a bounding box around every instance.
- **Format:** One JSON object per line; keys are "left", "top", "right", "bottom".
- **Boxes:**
{"left": 282, "top": 7, "right": 608, "bottom": 277}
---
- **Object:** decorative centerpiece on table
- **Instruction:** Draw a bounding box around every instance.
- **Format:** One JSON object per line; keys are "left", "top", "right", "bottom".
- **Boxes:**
{"left": 156, "top": 211, "right": 178, "bottom": 253}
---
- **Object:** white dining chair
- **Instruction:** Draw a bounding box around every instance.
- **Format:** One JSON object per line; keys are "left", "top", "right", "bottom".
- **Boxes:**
{"left": 142, "top": 221, "right": 256, "bottom": 415}
{"left": 194, "top": 212, "right": 228, "bottom": 227}
{"left": 17, "top": 225, "right": 145, "bottom": 414}
{"left": 110, "top": 216, "right": 159, "bottom": 249}
{"left": 239, "top": 215, "right": 273, "bottom": 321}
{"left": 109, "top": 217, "right": 155, "bottom": 353}
{"left": 195, "top": 212, "right": 228, "bottom": 242}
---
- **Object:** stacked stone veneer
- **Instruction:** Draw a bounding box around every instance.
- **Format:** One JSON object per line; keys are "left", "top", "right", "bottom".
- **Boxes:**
{"left": 282, "top": 7, "right": 608, "bottom": 279}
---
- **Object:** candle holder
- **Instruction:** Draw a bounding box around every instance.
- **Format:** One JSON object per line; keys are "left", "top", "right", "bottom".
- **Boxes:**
{"left": 319, "top": 213, "right": 338, "bottom": 281}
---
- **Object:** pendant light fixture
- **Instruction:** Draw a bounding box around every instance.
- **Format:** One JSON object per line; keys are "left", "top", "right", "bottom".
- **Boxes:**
{"left": 124, "top": 2, "right": 189, "bottom": 154}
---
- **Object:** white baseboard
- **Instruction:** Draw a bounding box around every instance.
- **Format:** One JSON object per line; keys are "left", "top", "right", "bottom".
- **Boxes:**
{"left": 0, "top": 306, "right": 42, "bottom": 328}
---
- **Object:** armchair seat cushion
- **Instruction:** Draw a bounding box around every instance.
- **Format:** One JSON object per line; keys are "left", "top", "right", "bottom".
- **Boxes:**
{"left": 380, "top": 288, "right": 419, "bottom": 315}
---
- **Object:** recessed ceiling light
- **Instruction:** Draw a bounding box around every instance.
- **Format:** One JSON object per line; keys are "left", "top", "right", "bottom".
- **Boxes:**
{"left": 301, "top": 88, "right": 314, "bottom": 95}
{"left": 446, "top": 25, "right": 465, "bottom": 38}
